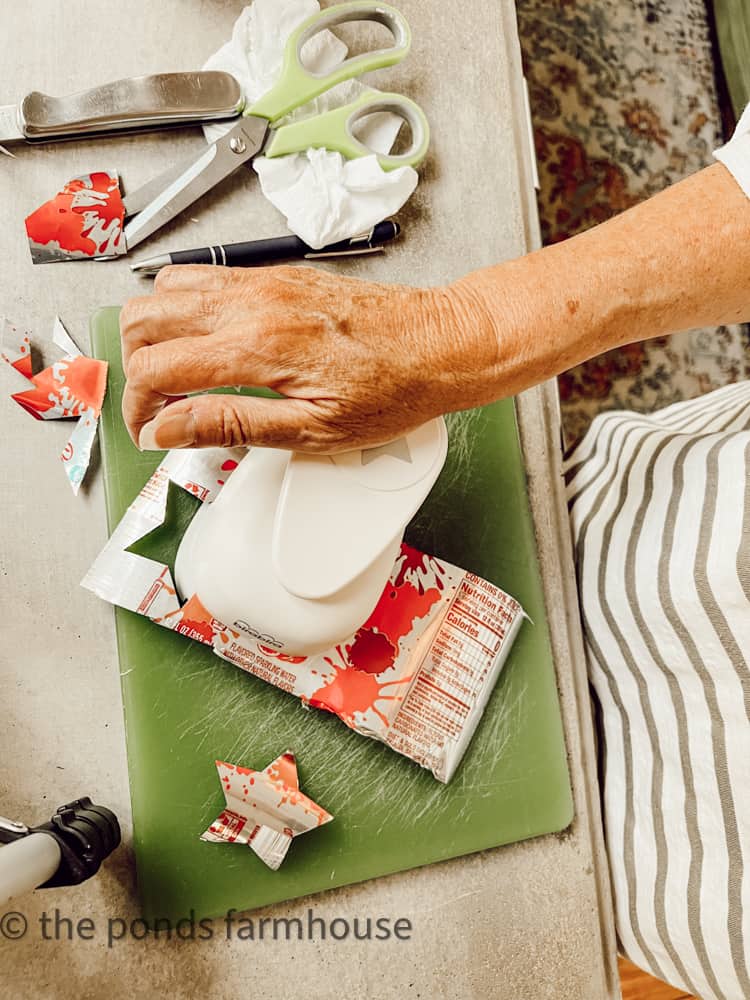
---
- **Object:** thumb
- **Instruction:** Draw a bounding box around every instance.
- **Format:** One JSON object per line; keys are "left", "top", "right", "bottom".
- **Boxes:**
{"left": 137, "top": 394, "right": 322, "bottom": 452}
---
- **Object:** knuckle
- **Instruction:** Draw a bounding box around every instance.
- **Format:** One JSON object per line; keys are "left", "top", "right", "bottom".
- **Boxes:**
{"left": 253, "top": 267, "right": 297, "bottom": 300}
{"left": 199, "top": 292, "right": 222, "bottom": 324}
{"left": 245, "top": 310, "right": 275, "bottom": 344}
{"left": 219, "top": 400, "right": 252, "bottom": 447}
{"left": 293, "top": 413, "right": 347, "bottom": 453}
{"left": 192, "top": 396, "right": 249, "bottom": 448}
{"left": 153, "top": 267, "right": 176, "bottom": 292}
{"left": 126, "top": 345, "right": 156, "bottom": 388}
{"left": 119, "top": 295, "right": 152, "bottom": 332}
{"left": 294, "top": 424, "right": 325, "bottom": 450}
{"left": 272, "top": 265, "right": 298, "bottom": 283}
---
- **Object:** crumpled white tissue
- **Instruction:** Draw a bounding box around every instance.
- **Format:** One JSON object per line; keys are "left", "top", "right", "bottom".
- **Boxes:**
{"left": 202, "top": 0, "right": 345, "bottom": 142}
{"left": 203, "top": 0, "right": 419, "bottom": 248}
{"left": 253, "top": 144, "right": 416, "bottom": 249}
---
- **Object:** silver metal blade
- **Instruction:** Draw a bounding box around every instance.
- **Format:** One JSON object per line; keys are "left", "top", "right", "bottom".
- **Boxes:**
{"left": 123, "top": 148, "right": 209, "bottom": 218}
{"left": 123, "top": 117, "right": 268, "bottom": 251}
{"left": 0, "top": 104, "right": 23, "bottom": 143}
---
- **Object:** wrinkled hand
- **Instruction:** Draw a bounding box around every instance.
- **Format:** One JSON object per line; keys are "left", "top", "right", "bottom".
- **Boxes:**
{"left": 120, "top": 264, "right": 499, "bottom": 453}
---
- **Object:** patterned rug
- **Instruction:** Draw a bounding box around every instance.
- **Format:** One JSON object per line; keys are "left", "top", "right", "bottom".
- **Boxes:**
{"left": 516, "top": 0, "right": 749, "bottom": 445}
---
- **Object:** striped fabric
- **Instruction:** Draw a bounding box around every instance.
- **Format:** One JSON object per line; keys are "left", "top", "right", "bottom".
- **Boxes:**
{"left": 565, "top": 382, "right": 750, "bottom": 999}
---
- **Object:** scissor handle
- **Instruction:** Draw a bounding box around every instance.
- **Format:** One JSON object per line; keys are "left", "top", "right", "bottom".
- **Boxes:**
{"left": 249, "top": 1, "right": 412, "bottom": 123}
{"left": 263, "top": 91, "right": 429, "bottom": 170}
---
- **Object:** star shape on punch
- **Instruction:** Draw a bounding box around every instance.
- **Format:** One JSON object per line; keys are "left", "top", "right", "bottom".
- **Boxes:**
{"left": 361, "top": 437, "right": 412, "bottom": 466}
{"left": 126, "top": 479, "right": 201, "bottom": 575}
{"left": 200, "top": 752, "right": 333, "bottom": 870}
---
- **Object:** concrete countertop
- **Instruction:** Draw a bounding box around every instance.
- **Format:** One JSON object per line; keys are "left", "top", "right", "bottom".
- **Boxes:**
{"left": 0, "top": 2, "right": 618, "bottom": 996}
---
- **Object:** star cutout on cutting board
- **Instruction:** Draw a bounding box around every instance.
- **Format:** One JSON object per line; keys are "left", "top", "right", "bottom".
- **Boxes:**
{"left": 200, "top": 752, "right": 333, "bottom": 870}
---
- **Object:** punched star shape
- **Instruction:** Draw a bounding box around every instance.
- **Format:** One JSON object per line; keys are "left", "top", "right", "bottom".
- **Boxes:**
{"left": 360, "top": 437, "right": 413, "bottom": 466}
{"left": 200, "top": 752, "right": 333, "bottom": 870}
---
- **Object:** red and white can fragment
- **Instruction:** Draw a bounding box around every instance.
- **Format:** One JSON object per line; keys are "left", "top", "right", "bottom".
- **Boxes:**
{"left": 1, "top": 317, "right": 108, "bottom": 493}
{"left": 25, "top": 170, "right": 126, "bottom": 264}
{"left": 83, "top": 448, "right": 526, "bottom": 783}
{"left": 201, "top": 753, "right": 332, "bottom": 870}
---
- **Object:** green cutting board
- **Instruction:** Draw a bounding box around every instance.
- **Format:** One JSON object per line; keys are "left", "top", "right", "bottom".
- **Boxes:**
{"left": 91, "top": 306, "right": 573, "bottom": 922}
{"left": 714, "top": 0, "right": 750, "bottom": 117}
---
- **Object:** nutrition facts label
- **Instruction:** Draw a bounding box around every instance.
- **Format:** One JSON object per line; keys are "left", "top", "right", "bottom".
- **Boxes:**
{"left": 386, "top": 574, "right": 523, "bottom": 782}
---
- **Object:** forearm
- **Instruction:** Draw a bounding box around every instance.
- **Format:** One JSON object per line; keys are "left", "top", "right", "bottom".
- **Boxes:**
{"left": 452, "top": 162, "right": 750, "bottom": 401}
{"left": 121, "top": 158, "right": 750, "bottom": 455}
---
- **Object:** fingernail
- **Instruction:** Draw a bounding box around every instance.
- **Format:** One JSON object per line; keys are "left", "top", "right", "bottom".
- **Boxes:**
{"left": 139, "top": 408, "right": 195, "bottom": 451}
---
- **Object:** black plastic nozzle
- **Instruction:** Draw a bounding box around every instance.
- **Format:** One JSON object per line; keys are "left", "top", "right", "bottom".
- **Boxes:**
{"left": 22, "top": 797, "right": 120, "bottom": 888}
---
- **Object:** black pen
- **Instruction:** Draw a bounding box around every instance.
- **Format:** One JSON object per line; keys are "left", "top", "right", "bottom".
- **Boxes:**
{"left": 130, "top": 220, "right": 400, "bottom": 275}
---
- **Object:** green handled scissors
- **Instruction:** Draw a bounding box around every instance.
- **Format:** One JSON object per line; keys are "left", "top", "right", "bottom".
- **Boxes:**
{"left": 122, "top": 0, "right": 430, "bottom": 251}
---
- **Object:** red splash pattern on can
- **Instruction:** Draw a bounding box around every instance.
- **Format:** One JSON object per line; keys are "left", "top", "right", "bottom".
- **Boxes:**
{"left": 306, "top": 547, "right": 445, "bottom": 724}
{"left": 217, "top": 458, "right": 239, "bottom": 487}
{"left": 168, "top": 593, "right": 238, "bottom": 647}
{"left": 345, "top": 628, "right": 397, "bottom": 675}
{"left": 11, "top": 355, "right": 107, "bottom": 419}
{"left": 1, "top": 317, "right": 108, "bottom": 494}
{"left": 0, "top": 322, "right": 33, "bottom": 379}
{"left": 25, "top": 171, "right": 125, "bottom": 262}
{"left": 201, "top": 755, "right": 332, "bottom": 868}
{"left": 393, "top": 544, "right": 446, "bottom": 592}
{"left": 309, "top": 650, "right": 415, "bottom": 728}
{"left": 347, "top": 577, "right": 442, "bottom": 674}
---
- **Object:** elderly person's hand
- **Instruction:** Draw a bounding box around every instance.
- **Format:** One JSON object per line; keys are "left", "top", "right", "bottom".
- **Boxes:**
{"left": 121, "top": 163, "right": 750, "bottom": 453}
{"left": 120, "top": 264, "right": 498, "bottom": 453}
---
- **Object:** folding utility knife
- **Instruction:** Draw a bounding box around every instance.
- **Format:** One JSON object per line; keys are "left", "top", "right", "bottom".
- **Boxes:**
{"left": 0, "top": 71, "right": 243, "bottom": 144}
